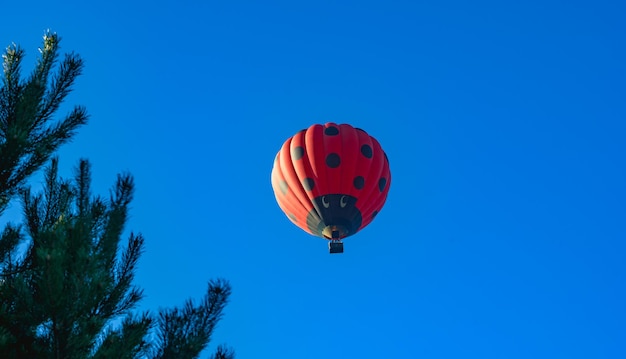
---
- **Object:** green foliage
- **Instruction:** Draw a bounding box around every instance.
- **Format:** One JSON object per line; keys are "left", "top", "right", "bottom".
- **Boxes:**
{"left": 0, "top": 159, "right": 233, "bottom": 358}
{"left": 154, "top": 279, "right": 232, "bottom": 358}
{"left": 0, "top": 34, "right": 234, "bottom": 359}
{"left": 0, "top": 31, "right": 88, "bottom": 215}
{"left": 0, "top": 158, "right": 151, "bottom": 358}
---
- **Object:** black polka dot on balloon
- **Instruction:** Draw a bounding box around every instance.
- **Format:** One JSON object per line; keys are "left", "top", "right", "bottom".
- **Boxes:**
{"left": 324, "top": 126, "right": 339, "bottom": 135}
{"left": 378, "top": 177, "right": 387, "bottom": 192}
{"left": 372, "top": 210, "right": 379, "bottom": 219}
{"left": 353, "top": 176, "right": 365, "bottom": 189}
{"left": 279, "top": 180, "right": 288, "bottom": 195}
{"left": 326, "top": 153, "right": 341, "bottom": 168}
{"left": 361, "top": 144, "right": 373, "bottom": 158}
{"left": 288, "top": 213, "right": 298, "bottom": 222}
{"left": 292, "top": 146, "right": 304, "bottom": 160}
{"left": 302, "top": 177, "right": 315, "bottom": 191}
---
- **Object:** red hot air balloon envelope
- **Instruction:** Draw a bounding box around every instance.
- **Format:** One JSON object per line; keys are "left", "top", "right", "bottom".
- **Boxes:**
{"left": 271, "top": 123, "right": 391, "bottom": 253}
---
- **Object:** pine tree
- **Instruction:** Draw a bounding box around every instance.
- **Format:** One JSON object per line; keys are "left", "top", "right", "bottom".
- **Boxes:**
{"left": 0, "top": 34, "right": 234, "bottom": 359}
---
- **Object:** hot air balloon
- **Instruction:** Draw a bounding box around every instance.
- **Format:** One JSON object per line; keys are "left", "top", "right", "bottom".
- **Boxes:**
{"left": 271, "top": 123, "right": 391, "bottom": 253}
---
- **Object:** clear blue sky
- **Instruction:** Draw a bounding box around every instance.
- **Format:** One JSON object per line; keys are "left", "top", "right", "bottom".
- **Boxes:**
{"left": 2, "top": 0, "right": 625, "bottom": 358}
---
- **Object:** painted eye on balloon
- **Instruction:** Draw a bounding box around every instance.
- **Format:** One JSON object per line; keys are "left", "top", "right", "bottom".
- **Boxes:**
{"left": 322, "top": 196, "right": 330, "bottom": 208}
{"left": 340, "top": 195, "right": 348, "bottom": 208}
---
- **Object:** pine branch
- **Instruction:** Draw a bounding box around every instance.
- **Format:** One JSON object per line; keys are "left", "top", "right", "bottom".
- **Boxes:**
{"left": 210, "top": 344, "right": 236, "bottom": 359}
{"left": 0, "top": 32, "right": 87, "bottom": 216}
{"left": 74, "top": 159, "right": 91, "bottom": 216}
{"left": 32, "top": 32, "right": 59, "bottom": 97}
{"left": 95, "top": 232, "right": 145, "bottom": 319}
{"left": 11, "top": 106, "right": 88, "bottom": 191}
{"left": 42, "top": 157, "right": 61, "bottom": 225}
{"left": 111, "top": 173, "right": 134, "bottom": 209}
{"left": 91, "top": 313, "right": 153, "bottom": 359}
{"left": 20, "top": 186, "right": 42, "bottom": 239}
{"left": 38, "top": 52, "right": 84, "bottom": 124}
{"left": 0, "top": 223, "right": 21, "bottom": 266}
{"left": 1, "top": 43, "right": 22, "bottom": 93}
{"left": 202, "top": 279, "right": 231, "bottom": 334}
{"left": 153, "top": 279, "right": 232, "bottom": 359}
{"left": 0, "top": 43, "right": 24, "bottom": 133}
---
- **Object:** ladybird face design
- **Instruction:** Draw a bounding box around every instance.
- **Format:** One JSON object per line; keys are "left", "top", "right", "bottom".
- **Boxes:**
{"left": 306, "top": 194, "right": 362, "bottom": 239}
{"left": 271, "top": 122, "right": 391, "bottom": 240}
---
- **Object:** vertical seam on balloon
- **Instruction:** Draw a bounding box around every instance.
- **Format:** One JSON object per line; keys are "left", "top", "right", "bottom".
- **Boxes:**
{"left": 291, "top": 130, "right": 320, "bottom": 218}
{"left": 278, "top": 139, "right": 321, "bottom": 227}
{"left": 290, "top": 130, "right": 322, "bottom": 225}
{"left": 305, "top": 125, "right": 326, "bottom": 224}
{"left": 322, "top": 123, "right": 341, "bottom": 227}
{"left": 360, "top": 139, "right": 389, "bottom": 221}
{"left": 357, "top": 130, "right": 375, "bottom": 209}
{"left": 341, "top": 124, "right": 360, "bottom": 234}
{"left": 338, "top": 124, "right": 347, "bottom": 195}
{"left": 362, "top": 164, "right": 390, "bottom": 227}
{"left": 272, "top": 151, "right": 313, "bottom": 230}
{"left": 357, "top": 137, "right": 384, "bottom": 225}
